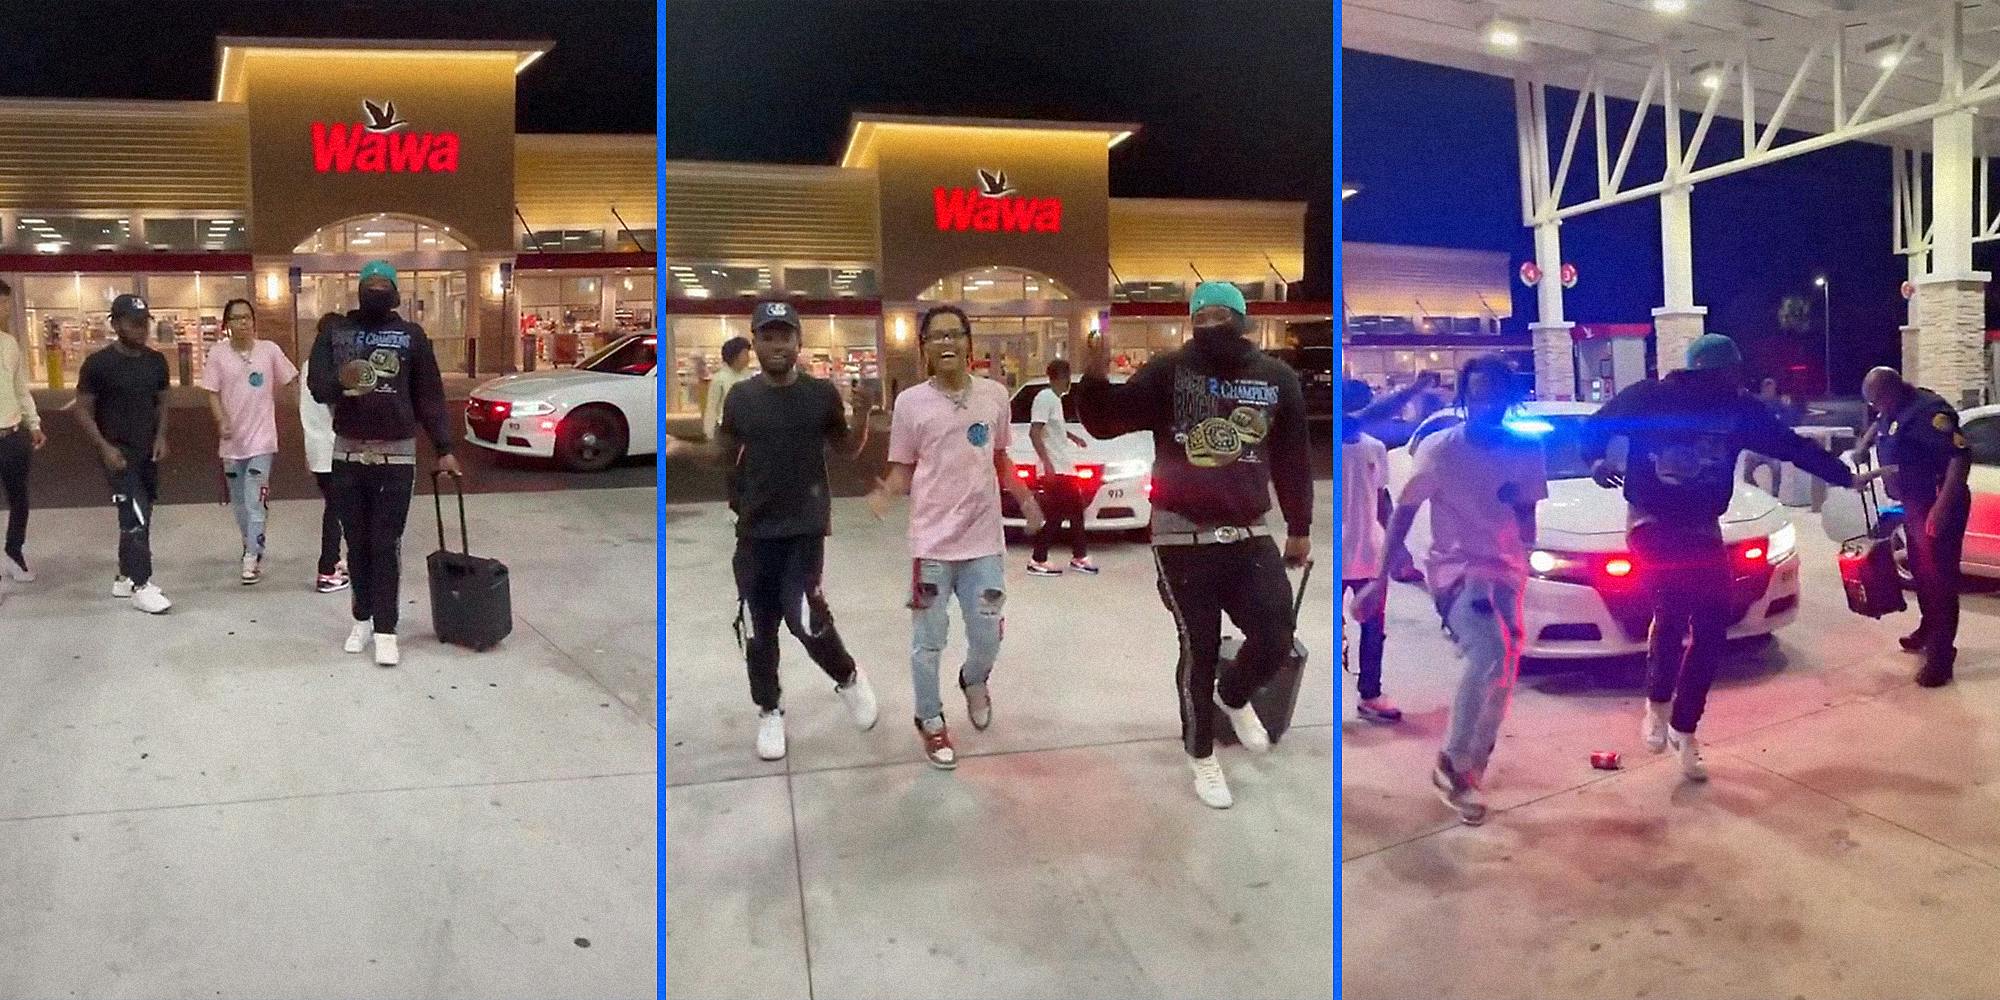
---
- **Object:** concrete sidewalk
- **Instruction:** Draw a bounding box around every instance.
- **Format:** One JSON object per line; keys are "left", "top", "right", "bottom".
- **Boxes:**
{"left": 0, "top": 488, "right": 657, "bottom": 998}
{"left": 1341, "top": 504, "right": 2000, "bottom": 1000}
{"left": 665, "top": 486, "right": 1337, "bottom": 1000}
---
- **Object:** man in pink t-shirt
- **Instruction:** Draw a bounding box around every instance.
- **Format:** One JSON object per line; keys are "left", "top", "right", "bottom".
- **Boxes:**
{"left": 869, "top": 305, "right": 1043, "bottom": 770}
{"left": 200, "top": 298, "right": 298, "bottom": 585}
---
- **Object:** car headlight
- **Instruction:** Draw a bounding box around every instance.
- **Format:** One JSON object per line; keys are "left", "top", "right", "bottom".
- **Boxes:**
{"left": 1767, "top": 523, "right": 1798, "bottom": 563}
{"left": 510, "top": 401, "right": 557, "bottom": 417}
{"left": 1104, "top": 459, "right": 1151, "bottom": 481}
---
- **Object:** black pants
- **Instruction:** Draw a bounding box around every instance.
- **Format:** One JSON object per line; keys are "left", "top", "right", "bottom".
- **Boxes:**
{"left": 1343, "top": 578, "right": 1386, "bottom": 700}
{"left": 1032, "top": 474, "right": 1089, "bottom": 563}
{"left": 313, "top": 471, "right": 348, "bottom": 576}
{"left": 1904, "top": 501, "right": 1966, "bottom": 674}
{"left": 0, "top": 430, "right": 30, "bottom": 565}
{"left": 105, "top": 447, "right": 160, "bottom": 587}
{"left": 332, "top": 460, "right": 415, "bottom": 633}
{"left": 732, "top": 534, "right": 857, "bottom": 711}
{"left": 1631, "top": 522, "right": 1732, "bottom": 734}
{"left": 1154, "top": 536, "right": 1295, "bottom": 758}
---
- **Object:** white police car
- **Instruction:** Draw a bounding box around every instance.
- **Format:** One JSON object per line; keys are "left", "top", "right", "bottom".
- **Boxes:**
{"left": 464, "top": 333, "right": 658, "bottom": 472}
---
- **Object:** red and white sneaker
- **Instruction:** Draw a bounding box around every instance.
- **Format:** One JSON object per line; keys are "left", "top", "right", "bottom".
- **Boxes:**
{"left": 917, "top": 717, "right": 957, "bottom": 770}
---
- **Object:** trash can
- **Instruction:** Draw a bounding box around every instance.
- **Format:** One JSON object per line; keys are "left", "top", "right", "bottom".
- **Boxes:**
{"left": 520, "top": 334, "right": 538, "bottom": 373}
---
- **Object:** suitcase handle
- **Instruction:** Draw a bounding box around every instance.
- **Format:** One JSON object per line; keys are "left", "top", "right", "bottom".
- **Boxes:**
{"left": 1853, "top": 454, "right": 1888, "bottom": 540}
{"left": 1291, "top": 559, "right": 1314, "bottom": 620}
{"left": 433, "top": 469, "right": 469, "bottom": 554}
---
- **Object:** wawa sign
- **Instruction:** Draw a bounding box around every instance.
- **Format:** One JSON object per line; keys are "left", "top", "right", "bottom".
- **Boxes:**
{"left": 933, "top": 169, "right": 1063, "bottom": 233}
{"left": 311, "top": 100, "right": 462, "bottom": 174}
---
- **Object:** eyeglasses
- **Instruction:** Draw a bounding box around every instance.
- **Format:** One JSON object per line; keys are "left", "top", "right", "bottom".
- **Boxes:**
{"left": 922, "top": 329, "right": 967, "bottom": 344}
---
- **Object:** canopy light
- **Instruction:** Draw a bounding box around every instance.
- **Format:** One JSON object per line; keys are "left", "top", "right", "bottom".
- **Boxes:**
{"left": 1652, "top": 0, "right": 1687, "bottom": 12}
{"left": 1866, "top": 34, "right": 1911, "bottom": 70}
{"left": 1482, "top": 17, "right": 1524, "bottom": 49}
{"left": 1692, "top": 61, "right": 1727, "bottom": 92}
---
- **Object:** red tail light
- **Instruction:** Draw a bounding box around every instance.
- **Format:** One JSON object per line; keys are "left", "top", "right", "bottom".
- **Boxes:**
{"left": 1604, "top": 557, "right": 1634, "bottom": 577}
{"left": 1076, "top": 464, "right": 1102, "bottom": 481}
{"left": 1014, "top": 464, "right": 1035, "bottom": 482}
{"left": 1733, "top": 537, "right": 1771, "bottom": 566}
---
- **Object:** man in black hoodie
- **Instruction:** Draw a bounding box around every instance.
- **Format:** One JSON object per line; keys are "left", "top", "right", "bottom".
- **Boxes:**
{"left": 1075, "top": 281, "right": 1314, "bottom": 810}
{"left": 1582, "top": 334, "right": 1868, "bottom": 781}
{"left": 308, "top": 260, "right": 460, "bottom": 667}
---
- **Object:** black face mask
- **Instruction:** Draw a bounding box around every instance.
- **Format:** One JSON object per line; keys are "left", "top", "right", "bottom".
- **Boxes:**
{"left": 358, "top": 287, "right": 399, "bottom": 319}
{"left": 1188, "top": 317, "right": 1251, "bottom": 369}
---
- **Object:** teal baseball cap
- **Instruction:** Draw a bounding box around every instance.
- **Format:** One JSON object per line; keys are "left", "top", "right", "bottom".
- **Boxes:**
{"left": 358, "top": 259, "right": 398, "bottom": 287}
{"left": 1686, "top": 333, "right": 1743, "bottom": 370}
{"left": 1189, "top": 280, "right": 1247, "bottom": 319}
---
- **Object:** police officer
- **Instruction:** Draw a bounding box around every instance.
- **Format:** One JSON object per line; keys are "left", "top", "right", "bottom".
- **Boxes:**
{"left": 1859, "top": 367, "right": 1971, "bottom": 687}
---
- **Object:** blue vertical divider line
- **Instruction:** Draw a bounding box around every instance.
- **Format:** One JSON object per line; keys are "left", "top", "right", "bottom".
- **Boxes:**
{"left": 655, "top": 0, "right": 668, "bottom": 996}
{"left": 1329, "top": 6, "right": 1344, "bottom": 997}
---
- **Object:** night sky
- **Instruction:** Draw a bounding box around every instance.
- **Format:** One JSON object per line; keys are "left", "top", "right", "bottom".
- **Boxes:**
{"left": 0, "top": 0, "right": 653, "bottom": 134}
{"left": 665, "top": 0, "right": 1335, "bottom": 299}
{"left": 1342, "top": 49, "right": 1948, "bottom": 396}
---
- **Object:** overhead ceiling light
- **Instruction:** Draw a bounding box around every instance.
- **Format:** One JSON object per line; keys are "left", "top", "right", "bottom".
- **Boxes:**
{"left": 1867, "top": 34, "right": 1911, "bottom": 70}
{"left": 1482, "top": 16, "right": 1524, "bottom": 49}
{"left": 1341, "top": 183, "right": 1360, "bottom": 200}
{"left": 1652, "top": 0, "right": 1687, "bottom": 12}
{"left": 1692, "top": 61, "right": 1727, "bottom": 91}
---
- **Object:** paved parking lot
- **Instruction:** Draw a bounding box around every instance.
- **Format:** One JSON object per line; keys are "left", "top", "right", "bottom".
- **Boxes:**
{"left": 0, "top": 488, "right": 656, "bottom": 998}
{"left": 665, "top": 486, "right": 1337, "bottom": 1000}
{"left": 1341, "top": 500, "right": 2000, "bottom": 1000}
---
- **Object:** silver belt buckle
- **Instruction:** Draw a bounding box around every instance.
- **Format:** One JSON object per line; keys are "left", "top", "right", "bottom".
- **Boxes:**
{"left": 1213, "top": 526, "right": 1244, "bottom": 544}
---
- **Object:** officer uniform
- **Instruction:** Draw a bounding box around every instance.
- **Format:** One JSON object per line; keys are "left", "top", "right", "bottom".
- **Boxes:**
{"left": 1876, "top": 388, "right": 1971, "bottom": 685}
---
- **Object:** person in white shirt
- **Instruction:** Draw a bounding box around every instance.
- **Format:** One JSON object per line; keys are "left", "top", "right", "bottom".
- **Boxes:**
{"left": 1340, "top": 379, "right": 1400, "bottom": 723}
{"left": 702, "top": 336, "right": 753, "bottom": 441}
{"left": 0, "top": 277, "right": 46, "bottom": 597}
{"left": 1026, "top": 358, "right": 1097, "bottom": 576}
{"left": 299, "top": 313, "right": 350, "bottom": 594}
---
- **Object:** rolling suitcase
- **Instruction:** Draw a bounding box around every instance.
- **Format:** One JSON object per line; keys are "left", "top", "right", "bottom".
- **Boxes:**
{"left": 1837, "top": 459, "right": 1906, "bottom": 619}
{"left": 427, "top": 471, "right": 513, "bottom": 651}
{"left": 1214, "top": 561, "right": 1314, "bottom": 746}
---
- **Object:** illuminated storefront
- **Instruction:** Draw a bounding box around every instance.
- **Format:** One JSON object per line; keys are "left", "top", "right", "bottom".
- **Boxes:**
{"left": 0, "top": 37, "right": 654, "bottom": 388}
{"left": 663, "top": 114, "right": 1328, "bottom": 416}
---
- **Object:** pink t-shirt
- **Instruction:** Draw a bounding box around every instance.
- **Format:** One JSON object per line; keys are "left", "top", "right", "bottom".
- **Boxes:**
{"left": 1399, "top": 422, "right": 1548, "bottom": 593}
{"left": 888, "top": 377, "right": 1013, "bottom": 561}
{"left": 201, "top": 340, "right": 298, "bottom": 461}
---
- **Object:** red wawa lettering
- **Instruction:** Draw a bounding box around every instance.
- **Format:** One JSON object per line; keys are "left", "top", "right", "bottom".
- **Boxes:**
{"left": 312, "top": 123, "right": 462, "bottom": 174}
{"left": 932, "top": 188, "right": 1062, "bottom": 233}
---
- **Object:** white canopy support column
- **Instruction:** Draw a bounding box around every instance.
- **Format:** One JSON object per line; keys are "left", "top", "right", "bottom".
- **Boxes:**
{"left": 1901, "top": 249, "right": 1926, "bottom": 386}
{"left": 1914, "top": 103, "right": 1991, "bottom": 409}
{"left": 1652, "top": 184, "right": 1707, "bottom": 376}
{"left": 1529, "top": 219, "right": 1576, "bottom": 401}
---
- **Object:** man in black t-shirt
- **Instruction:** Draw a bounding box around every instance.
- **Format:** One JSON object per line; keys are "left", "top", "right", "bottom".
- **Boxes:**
{"left": 715, "top": 300, "right": 879, "bottom": 761}
{"left": 75, "top": 294, "right": 173, "bottom": 614}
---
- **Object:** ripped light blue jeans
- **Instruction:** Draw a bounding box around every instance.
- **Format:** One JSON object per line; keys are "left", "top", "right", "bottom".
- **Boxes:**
{"left": 1440, "top": 577, "right": 1525, "bottom": 781}
{"left": 223, "top": 453, "right": 275, "bottom": 558}
{"left": 908, "top": 553, "right": 1006, "bottom": 723}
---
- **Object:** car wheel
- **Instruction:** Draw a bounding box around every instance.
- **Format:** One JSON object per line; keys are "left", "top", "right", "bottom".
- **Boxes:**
{"left": 557, "top": 405, "right": 627, "bottom": 473}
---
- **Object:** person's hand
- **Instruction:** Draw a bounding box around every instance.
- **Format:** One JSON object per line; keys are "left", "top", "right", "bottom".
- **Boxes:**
{"left": 865, "top": 478, "right": 894, "bottom": 520}
{"left": 437, "top": 454, "right": 464, "bottom": 478}
{"left": 100, "top": 443, "right": 127, "bottom": 472}
{"left": 337, "top": 359, "right": 370, "bottom": 394}
{"left": 1084, "top": 330, "right": 1110, "bottom": 380}
{"left": 1590, "top": 459, "right": 1624, "bottom": 489}
{"left": 1352, "top": 577, "right": 1388, "bottom": 622}
{"left": 29, "top": 428, "right": 46, "bottom": 450}
{"left": 1020, "top": 495, "right": 1046, "bottom": 535}
{"left": 217, "top": 425, "right": 233, "bottom": 444}
{"left": 1284, "top": 535, "right": 1312, "bottom": 569}
{"left": 151, "top": 437, "right": 168, "bottom": 463}
{"left": 1067, "top": 432, "right": 1089, "bottom": 449}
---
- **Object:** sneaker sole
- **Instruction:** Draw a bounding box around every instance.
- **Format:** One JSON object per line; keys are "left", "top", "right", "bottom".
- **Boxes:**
{"left": 1357, "top": 709, "right": 1402, "bottom": 724}
{"left": 927, "top": 756, "right": 958, "bottom": 770}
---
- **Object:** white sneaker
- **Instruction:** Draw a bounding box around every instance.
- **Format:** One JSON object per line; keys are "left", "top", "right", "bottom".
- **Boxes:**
{"left": 241, "top": 554, "right": 262, "bottom": 585}
{"left": 373, "top": 634, "right": 399, "bottom": 667}
{"left": 836, "top": 670, "right": 879, "bottom": 730}
{"left": 1189, "top": 755, "right": 1233, "bottom": 809}
{"left": 1642, "top": 700, "right": 1671, "bottom": 753}
{"left": 343, "top": 621, "right": 372, "bottom": 654}
{"left": 129, "top": 583, "right": 171, "bottom": 615}
{"left": 1214, "top": 691, "right": 1271, "bottom": 753}
{"left": 1668, "top": 728, "right": 1709, "bottom": 782}
{"left": 757, "top": 710, "right": 787, "bottom": 761}
{"left": 111, "top": 576, "right": 134, "bottom": 599}
{"left": 963, "top": 682, "right": 993, "bottom": 731}
{"left": 3, "top": 554, "right": 32, "bottom": 583}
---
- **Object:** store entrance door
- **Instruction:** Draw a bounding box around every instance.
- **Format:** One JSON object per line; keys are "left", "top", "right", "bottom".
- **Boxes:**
{"left": 968, "top": 316, "right": 1069, "bottom": 392}
{"left": 296, "top": 269, "right": 471, "bottom": 371}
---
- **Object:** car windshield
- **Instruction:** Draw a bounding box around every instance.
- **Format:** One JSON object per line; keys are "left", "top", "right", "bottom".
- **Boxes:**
{"left": 579, "top": 336, "right": 656, "bottom": 376}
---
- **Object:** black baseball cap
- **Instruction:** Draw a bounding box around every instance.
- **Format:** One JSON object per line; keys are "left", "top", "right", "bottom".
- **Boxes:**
{"left": 109, "top": 294, "right": 151, "bottom": 322}
{"left": 751, "top": 300, "right": 800, "bottom": 332}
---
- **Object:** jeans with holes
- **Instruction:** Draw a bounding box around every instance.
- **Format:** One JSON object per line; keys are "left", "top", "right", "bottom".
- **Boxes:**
{"left": 907, "top": 553, "right": 1006, "bottom": 723}
{"left": 1441, "top": 578, "right": 1524, "bottom": 780}
{"left": 222, "top": 453, "right": 275, "bottom": 558}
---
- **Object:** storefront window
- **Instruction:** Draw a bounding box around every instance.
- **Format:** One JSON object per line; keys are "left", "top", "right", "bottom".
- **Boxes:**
{"left": 920, "top": 266, "right": 1069, "bottom": 303}
{"left": 666, "top": 314, "right": 750, "bottom": 415}
{"left": 147, "top": 273, "right": 254, "bottom": 385}
{"left": 614, "top": 229, "right": 656, "bottom": 253}
{"left": 523, "top": 229, "right": 607, "bottom": 252}
{"left": 782, "top": 267, "right": 880, "bottom": 299}
{"left": 19, "top": 274, "right": 137, "bottom": 385}
{"left": 295, "top": 215, "right": 467, "bottom": 254}
{"left": 145, "top": 217, "right": 249, "bottom": 251}
{"left": 667, "top": 264, "right": 770, "bottom": 299}
{"left": 1105, "top": 319, "right": 1182, "bottom": 375}
{"left": 15, "top": 216, "right": 129, "bottom": 253}
{"left": 612, "top": 271, "right": 656, "bottom": 335}
{"left": 1113, "top": 280, "right": 1184, "bottom": 303}
{"left": 797, "top": 317, "right": 880, "bottom": 399}
{"left": 518, "top": 272, "right": 653, "bottom": 368}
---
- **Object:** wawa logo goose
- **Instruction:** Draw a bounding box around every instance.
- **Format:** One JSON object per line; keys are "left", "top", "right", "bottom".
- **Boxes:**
{"left": 933, "top": 169, "right": 1063, "bottom": 233}
{"left": 311, "top": 100, "right": 461, "bottom": 174}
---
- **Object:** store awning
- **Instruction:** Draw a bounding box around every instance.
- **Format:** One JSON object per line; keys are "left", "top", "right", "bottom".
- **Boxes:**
{"left": 1341, "top": 242, "right": 1512, "bottom": 319}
